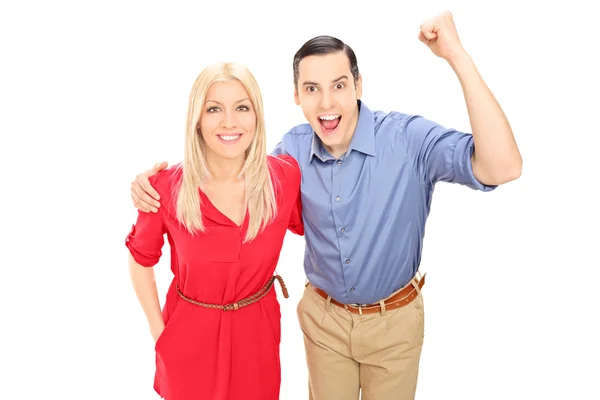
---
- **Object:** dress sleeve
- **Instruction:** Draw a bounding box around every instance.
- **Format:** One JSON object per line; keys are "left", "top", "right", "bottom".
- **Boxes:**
{"left": 125, "top": 174, "right": 167, "bottom": 266}
{"left": 276, "top": 154, "right": 304, "bottom": 236}
{"left": 288, "top": 184, "right": 304, "bottom": 236}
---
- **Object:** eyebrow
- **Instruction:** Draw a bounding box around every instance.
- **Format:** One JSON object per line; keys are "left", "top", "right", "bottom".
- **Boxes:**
{"left": 302, "top": 75, "right": 349, "bottom": 86}
{"left": 205, "top": 98, "right": 250, "bottom": 105}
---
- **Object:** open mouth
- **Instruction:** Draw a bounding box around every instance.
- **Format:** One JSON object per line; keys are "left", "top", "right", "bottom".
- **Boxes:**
{"left": 318, "top": 114, "right": 341, "bottom": 136}
{"left": 217, "top": 134, "right": 243, "bottom": 144}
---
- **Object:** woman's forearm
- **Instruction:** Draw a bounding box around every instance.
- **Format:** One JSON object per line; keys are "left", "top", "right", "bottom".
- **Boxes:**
{"left": 128, "top": 254, "right": 164, "bottom": 340}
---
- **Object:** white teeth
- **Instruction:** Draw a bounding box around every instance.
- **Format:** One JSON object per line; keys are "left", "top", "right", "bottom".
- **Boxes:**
{"left": 219, "top": 135, "right": 240, "bottom": 141}
{"left": 319, "top": 115, "right": 340, "bottom": 121}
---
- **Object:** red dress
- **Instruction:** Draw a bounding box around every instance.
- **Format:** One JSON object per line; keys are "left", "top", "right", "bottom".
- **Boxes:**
{"left": 125, "top": 154, "right": 303, "bottom": 400}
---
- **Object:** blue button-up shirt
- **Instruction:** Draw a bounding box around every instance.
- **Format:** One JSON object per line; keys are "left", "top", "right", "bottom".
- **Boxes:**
{"left": 272, "top": 101, "right": 496, "bottom": 305}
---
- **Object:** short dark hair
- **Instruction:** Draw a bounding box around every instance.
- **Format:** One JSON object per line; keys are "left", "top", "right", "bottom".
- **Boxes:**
{"left": 293, "top": 35, "right": 360, "bottom": 88}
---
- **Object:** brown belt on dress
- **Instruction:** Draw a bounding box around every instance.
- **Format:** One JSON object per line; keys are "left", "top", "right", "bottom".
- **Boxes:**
{"left": 176, "top": 275, "right": 289, "bottom": 312}
{"left": 311, "top": 273, "right": 426, "bottom": 315}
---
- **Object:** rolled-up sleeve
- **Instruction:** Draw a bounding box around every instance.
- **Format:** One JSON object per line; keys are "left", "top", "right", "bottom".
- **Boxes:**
{"left": 403, "top": 114, "right": 497, "bottom": 191}
{"left": 125, "top": 175, "right": 166, "bottom": 266}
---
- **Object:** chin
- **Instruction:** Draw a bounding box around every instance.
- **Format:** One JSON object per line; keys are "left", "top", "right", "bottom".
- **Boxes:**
{"left": 211, "top": 149, "right": 244, "bottom": 160}
{"left": 224, "top": 152, "right": 247, "bottom": 160}
{"left": 318, "top": 130, "right": 345, "bottom": 146}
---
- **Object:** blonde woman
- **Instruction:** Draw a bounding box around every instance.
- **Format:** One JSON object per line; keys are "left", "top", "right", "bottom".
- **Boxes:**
{"left": 125, "top": 62, "right": 303, "bottom": 400}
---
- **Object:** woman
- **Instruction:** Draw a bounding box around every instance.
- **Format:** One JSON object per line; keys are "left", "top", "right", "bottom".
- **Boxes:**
{"left": 125, "top": 62, "right": 303, "bottom": 400}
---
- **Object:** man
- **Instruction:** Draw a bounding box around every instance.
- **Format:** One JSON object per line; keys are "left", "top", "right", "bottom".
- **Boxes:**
{"left": 129, "top": 11, "right": 522, "bottom": 400}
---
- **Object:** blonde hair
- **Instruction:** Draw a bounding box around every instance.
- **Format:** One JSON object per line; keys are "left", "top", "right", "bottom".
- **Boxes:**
{"left": 175, "top": 62, "right": 277, "bottom": 242}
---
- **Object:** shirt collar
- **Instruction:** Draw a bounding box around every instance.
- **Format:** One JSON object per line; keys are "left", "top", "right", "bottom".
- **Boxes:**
{"left": 310, "top": 100, "right": 376, "bottom": 162}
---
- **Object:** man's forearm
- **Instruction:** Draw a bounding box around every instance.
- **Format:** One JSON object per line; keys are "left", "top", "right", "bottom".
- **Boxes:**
{"left": 449, "top": 51, "right": 522, "bottom": 185}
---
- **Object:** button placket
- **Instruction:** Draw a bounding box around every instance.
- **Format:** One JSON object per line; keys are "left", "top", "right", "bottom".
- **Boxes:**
{"left": 330, "top": 159, "right": 351, "bottom": 291}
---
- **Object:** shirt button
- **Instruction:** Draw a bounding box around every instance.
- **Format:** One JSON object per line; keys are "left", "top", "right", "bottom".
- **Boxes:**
{"left": 335, "top": 196, "right": 340, "bottom": 202}
{"left": 345, "top": 259, "right": 350, "bottom": 264}
{"left": 341, "top": 227, "right": 345, "bottom": 233}
{"left": 350, "top": 287, "right": 355, "bottom": 291}
{"left": 337, "top": 160, "right": 342, "bottom": 165}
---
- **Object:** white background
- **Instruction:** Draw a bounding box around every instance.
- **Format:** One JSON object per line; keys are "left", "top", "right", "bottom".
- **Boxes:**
{"left": 1, "top": 0, "right": 599, "bottom": 399}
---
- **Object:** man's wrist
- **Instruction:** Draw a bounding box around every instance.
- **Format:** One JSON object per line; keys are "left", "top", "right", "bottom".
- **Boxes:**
{"left": 447, "top": 49, "right": 479, "bottom": 83}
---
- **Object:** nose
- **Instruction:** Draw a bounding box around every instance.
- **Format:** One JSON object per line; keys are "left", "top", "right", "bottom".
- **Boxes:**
{"left": 319, "top": 91, "right": 333, "bottom": 110}
{"left": 220, "top": 110, "right": 237, "bottom": 129}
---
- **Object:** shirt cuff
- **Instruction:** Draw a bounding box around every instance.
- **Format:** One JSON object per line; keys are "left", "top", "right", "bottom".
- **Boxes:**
{"left": 453, "top": 135, "right": 498, "bottom": 192}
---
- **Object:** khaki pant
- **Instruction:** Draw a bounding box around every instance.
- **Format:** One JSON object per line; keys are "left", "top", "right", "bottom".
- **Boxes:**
{"left": 296, "top": 278, "right": 425, "bottom": 400}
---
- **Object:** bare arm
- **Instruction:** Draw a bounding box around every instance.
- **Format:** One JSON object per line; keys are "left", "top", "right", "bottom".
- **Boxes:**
{"left": 449, "top": 51, "right": 522, "bottom": 185}
{"left": 128, "top": 253, "right": 164, "bottom": 342}
{"left": 419, "top": 11, "right": 522, "bottom": 186}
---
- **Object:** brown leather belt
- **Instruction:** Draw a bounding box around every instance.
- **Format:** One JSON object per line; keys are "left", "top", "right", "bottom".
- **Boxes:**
{"left": 311, "top": 273, "right": 425, "bottom": 315}
{"left": 177, "top": 275, "right": 289, "bottom": 312}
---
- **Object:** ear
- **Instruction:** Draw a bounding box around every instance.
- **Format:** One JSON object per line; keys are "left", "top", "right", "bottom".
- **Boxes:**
{"left": 294, "top": 87, "right": 300, "bottom": 105}
{"left": 355, "top": 74, "right": 363, "bottom": 100}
